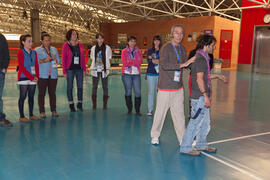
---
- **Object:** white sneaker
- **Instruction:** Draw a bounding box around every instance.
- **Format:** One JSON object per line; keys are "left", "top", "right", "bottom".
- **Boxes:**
{"left": 151, "top": 137, "right": 159, "bottom": 145}
{"left": 147, "top": 111, "right": 152, "bottom": 116}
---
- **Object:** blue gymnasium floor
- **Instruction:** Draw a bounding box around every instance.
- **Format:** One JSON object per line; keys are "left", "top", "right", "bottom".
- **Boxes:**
{"left": 0, "top": 70, "right": 270, "bottom": 180}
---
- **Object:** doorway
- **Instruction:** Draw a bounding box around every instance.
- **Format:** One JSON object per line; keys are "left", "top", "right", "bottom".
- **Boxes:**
{"left": 252, "top": 26, "right": 270, "bottom": 73}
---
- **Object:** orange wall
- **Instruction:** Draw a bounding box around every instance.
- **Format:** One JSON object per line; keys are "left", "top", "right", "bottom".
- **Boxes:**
{"left": 213, "top": 16, "right": 240, "bottom": 69}
{"left": 101, "top": 16, "right": 240, "bottom": 68}
{"left": 101, "top": 16, "right": 215, "bottom": 53}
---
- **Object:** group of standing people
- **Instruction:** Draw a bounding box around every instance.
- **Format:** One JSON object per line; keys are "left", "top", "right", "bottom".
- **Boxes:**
{"left": 15, "top": 29, "right": 113, "bottom": 122}
{"left": 0, "top": 24, "right": 227, "bottom": 156}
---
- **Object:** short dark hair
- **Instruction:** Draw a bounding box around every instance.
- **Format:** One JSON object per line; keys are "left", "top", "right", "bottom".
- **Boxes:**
{"left": 127, "top": 36, "right": 136, "bottom": 42}
{"left": 66, "top": 29, "right": 79, "bottom": 41}
{"left": 41, "top": 31, "right": 51, "bottom": 40}
{"left": 196, "top": 34, "right": 216, "bottom": 50}
{"left": 152, "top": 35, "right": 162, "bottom": 50}
{"left": 19, "top": 34, "right": 31, "bottom": 49}
{"left": 96, "top": 33, "right": 104, "bottom": 39}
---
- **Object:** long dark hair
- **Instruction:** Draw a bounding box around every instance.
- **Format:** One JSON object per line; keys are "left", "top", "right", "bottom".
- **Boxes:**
{"left": 95, "top": 33, "right": 106, "bottom": 71}
{"left": 152, "top": 35, "right": 162, "bottom": 50}
{"left": 19, "top": 34, "right": 31, "bottom": 49}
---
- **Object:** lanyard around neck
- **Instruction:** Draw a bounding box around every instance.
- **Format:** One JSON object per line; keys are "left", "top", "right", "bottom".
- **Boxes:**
{"left": 170, "top": 42, "right": 181, "bottom": 63}
{"left": 23, "top": 48, "right": 33, "bottom": 62}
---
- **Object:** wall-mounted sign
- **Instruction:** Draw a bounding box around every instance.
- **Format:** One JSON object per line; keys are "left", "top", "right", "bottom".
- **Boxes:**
{"left": 117, "top": 33, "right": 127, "bottom": 45}
{"left": 187, "top": 34, "right": 192, "bottom": 42}
{"left": 204, "top": 30, "right": 213, "bottom": 35}
{"left": 263, "top": 14, "right": 270, "bottom": 24}
{"left": 192, "top": 32, "right": 197, "bottom": 41}
{"left": 160, "top": 33, "right": 171, "bottom": 43}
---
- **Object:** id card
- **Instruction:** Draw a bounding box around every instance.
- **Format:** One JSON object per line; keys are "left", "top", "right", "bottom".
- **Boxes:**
{"left": 174, "top": 71, "right": 181, "bottom": 82}
{"left": 31, "top": 66, "right": 35, "bottom": 74}
{"left": 97, "top": 65, "right": 102, "bottom": 72}
{"left": 154, "top": 64, "right": 159, "bottom": 73}
{"left": 131, "top": 67, "right": 139, "bottom": 75}
{"left": 52, "top": 62, "right": 57, "bottom": 68}
{"left": 74, "top": 56, "right": 79, "bottom": 64}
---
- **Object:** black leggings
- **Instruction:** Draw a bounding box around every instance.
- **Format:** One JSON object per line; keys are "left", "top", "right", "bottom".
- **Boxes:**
{"left": 18, "top": 85, "right": 36, "bottom": 118}
{"left": 92, "top": 72, "right": 108, "bottom": 96}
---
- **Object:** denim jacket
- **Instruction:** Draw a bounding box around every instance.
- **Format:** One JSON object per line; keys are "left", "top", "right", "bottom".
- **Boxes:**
{"left": 35, "top": 46, "right": 60, "bottom": 79}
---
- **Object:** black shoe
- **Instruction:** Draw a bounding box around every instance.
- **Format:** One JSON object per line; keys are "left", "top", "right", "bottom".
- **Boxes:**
{"left": 77, "top": 102, "right": 83, "bottom": 111}
{"left": 69, "top": 104, "right": 76, "bottom": 112}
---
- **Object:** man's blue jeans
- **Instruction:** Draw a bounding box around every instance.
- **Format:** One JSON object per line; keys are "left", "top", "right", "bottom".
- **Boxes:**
{"left": 180, "top": 96, "right": 210, "bottom": 153}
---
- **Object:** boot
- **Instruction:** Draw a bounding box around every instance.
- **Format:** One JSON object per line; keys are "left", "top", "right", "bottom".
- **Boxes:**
{"left": 103, "top": 95, "right": 109, "bottom": 109}
{"left": 92, "top": 95, "right": 97, "bottom": 109}
{"left": 69, "top": 103, "right": 76, "bottom": 112}
{"left": 125, "top": 96, "right": 132, "bottom": 114}
{"left": 135, "top": 97, "right": 142, "bottom": 116}
{"left": 77, "top": 102, "right": 83, "bottom": 111}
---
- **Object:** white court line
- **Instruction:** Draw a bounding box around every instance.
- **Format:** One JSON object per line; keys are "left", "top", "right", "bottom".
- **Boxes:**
{"left": 208, "top": 131, "right": 270, "bottom": 145}
{"left": 202, "top": 152, "right": 263, "bottom": 180}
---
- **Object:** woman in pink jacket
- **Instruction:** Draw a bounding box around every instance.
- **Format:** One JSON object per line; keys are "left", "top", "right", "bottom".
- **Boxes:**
{"left": 121, "top": 36, "right": 143, "bottom": 115}
{"left": 62, "top": 29, "right": 86, "bottom": 112}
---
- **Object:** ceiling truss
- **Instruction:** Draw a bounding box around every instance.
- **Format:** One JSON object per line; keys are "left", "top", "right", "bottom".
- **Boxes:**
{"left": 0, "top": 0, "right": 268, "bottom": 43}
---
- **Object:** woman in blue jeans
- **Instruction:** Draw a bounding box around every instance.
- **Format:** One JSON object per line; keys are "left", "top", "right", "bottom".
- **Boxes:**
{"left": 62, "top": 29, "right": 86, "bottom": 112}
{"left": 146, "top": 35, "right": 162, "bottom": 116}
{"left": 121, "top": 36, "right": 143, "bottom": 115}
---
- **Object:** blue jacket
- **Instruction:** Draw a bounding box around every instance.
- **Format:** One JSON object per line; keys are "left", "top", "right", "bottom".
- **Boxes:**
{"left": 146, "top": 48, "right": 159, "bottom": 75}
{"left": 35, "top": 46, "right": 60, "bottom": 79}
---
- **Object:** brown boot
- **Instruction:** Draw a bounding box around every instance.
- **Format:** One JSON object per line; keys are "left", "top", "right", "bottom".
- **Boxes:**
{"left": 92, "top": 95, "right": 97, "bottom": 109}
{"left": 103, "top": 95, "right": 109, "bottom": 109}
{"left": 29, "top": 115, "right": 39, "bottom": 121}
{"left": 19, "top": 117, "right": 30, "bottom": 123}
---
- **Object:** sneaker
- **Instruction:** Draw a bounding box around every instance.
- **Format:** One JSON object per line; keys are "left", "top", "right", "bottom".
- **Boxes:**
{"left": 147, "top": 111, "right": 152, "bottom": 116}
{"left": 40, "top": 112, "right": 46, "bottom": 118}
{"left": 0, "top": 119, "right": 13, "bottom": 127}
{"left": 200, "top": 147, "right": 217, "bottom": 153}
{"left": 151, "top": 137, "right": 159, "bottom": 145}
{"left": 52, "top": 111, "right": 59, "bottom": 117}
{"left": 19, "top": 117, "right": 30, "bottom": 123}
{"left": 29, "top": 115, "right": 39, "bottom": 121}
{"left": 182, "top": 149, "right": 201, "bottom": 156}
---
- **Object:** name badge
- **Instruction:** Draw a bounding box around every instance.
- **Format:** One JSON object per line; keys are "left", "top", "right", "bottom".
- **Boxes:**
{"left": 132, "top": 66, "right": 139, "bottom": 75}
{"left": 174, "top": 71, "right": 181, "bottom": 82}
{"left": 154, "top": 64, "right": 159, "bottom": 73}
{"left": 74, "top": 56, "right": 79, "bottom": 64}
{"left": 31, "top": 66, "right": 35, "bottom": 75}
{"left": 52, "top": 61, "right": 57, "bottom": 68}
